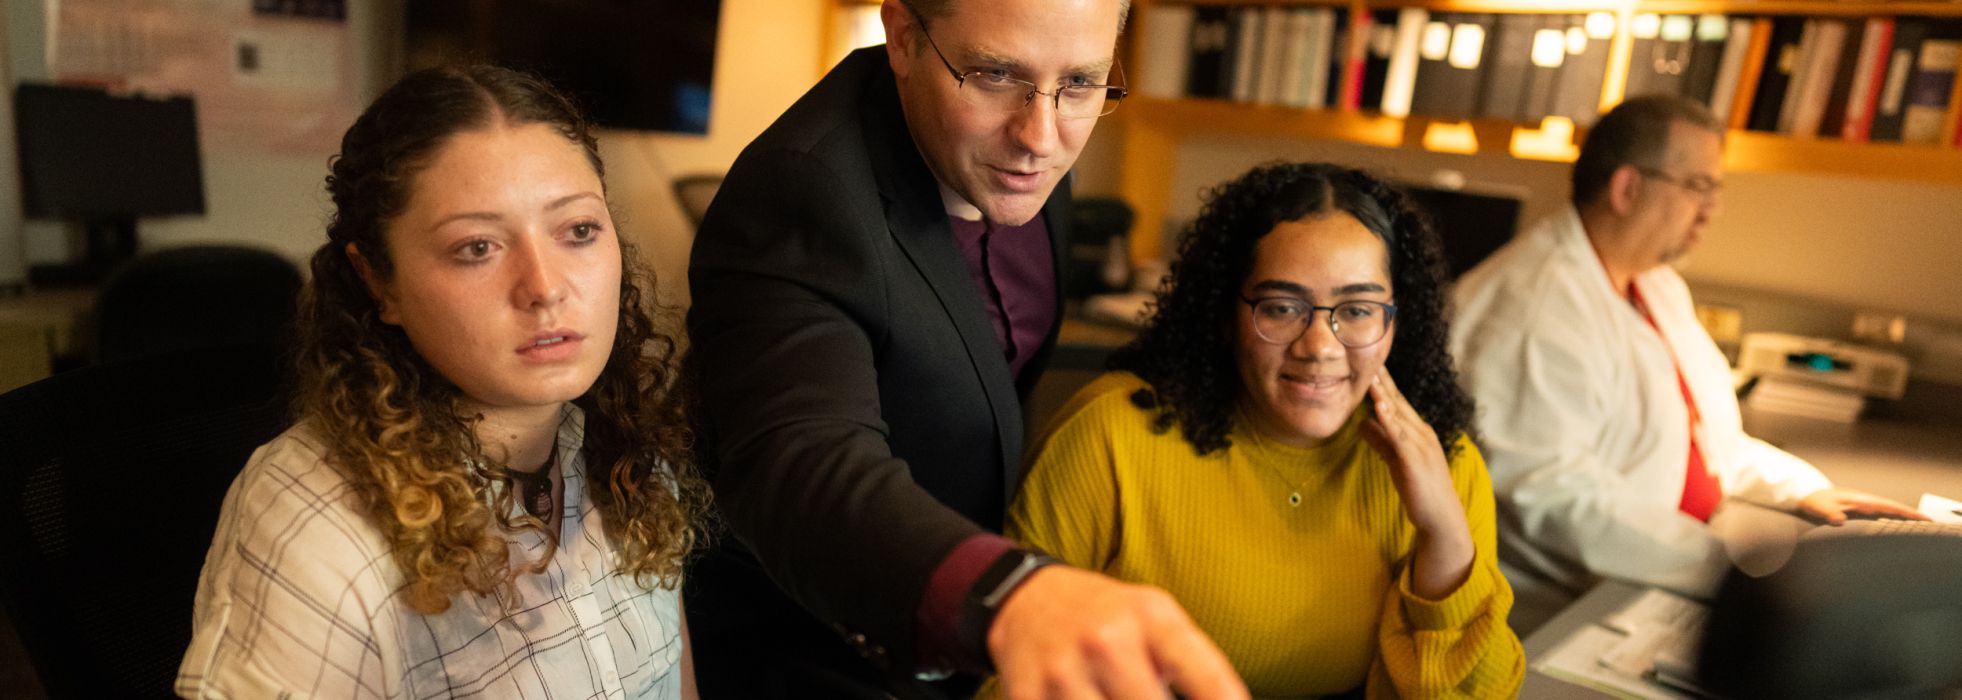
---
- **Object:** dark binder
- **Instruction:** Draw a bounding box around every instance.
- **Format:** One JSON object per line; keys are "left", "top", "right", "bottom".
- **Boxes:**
{"left": 1747, "top": 16, "right": 1809, "bottom": 132}
{"left": 1358, "top": 9, "right": 1398, "bottom": 111}
{"left": 1554, "top": 13, "right": 1615, "bottom": 126}
{"left": 1479, "top": 13, "right": 1538, "bottom": 121}
{"left": 1817, "top": 20, "right": 1868, "bottom": 138}
{"left": 1869, "top": 18, "right": 1930, "bottom": 142}
{"left": 1185, "top": 6, "right": 1233, "bottom": 99}
{"left": 1681, "top": 15, "right": 1732, "bottom": 106}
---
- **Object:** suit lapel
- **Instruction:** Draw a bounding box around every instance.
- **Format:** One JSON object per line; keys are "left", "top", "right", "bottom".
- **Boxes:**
{"left": 860, "top": 65, "right": 1025, "bottom": 495}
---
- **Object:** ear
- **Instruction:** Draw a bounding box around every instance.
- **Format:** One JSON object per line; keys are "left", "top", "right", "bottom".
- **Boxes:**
{"left": 882, "top": 0, "right": 916, "bottom": 78}
{"left": 345, "top": 242, "right": 401, "bottom": 326}
{"left": 1605, "top": 164, "right": 1645, "bottom": 217}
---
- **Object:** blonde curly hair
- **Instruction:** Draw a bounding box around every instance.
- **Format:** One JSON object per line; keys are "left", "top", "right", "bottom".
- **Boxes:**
{"left": 294, "top": 64, "right": 711, "bottom": 615}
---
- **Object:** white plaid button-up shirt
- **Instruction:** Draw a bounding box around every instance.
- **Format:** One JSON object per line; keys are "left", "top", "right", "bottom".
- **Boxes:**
{"left": 177, "top": 407, "right": 684, "bottom": 698}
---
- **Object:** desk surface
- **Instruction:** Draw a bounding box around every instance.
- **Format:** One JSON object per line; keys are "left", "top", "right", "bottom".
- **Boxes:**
{"left": 1520, "top": 580, "right": 1651, "bottom": 700}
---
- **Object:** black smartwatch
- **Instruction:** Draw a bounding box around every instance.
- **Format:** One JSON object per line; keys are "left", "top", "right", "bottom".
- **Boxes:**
{"left": 957, "top": 548, "right": 1061, "bottom": 667}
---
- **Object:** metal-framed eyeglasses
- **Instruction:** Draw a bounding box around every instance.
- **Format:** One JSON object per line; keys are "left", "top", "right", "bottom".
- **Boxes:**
{"left": 914, "top": 19, "right": 1128, "bottom": 119}
{"left": 1634, "top": 166, "right": 1723, "bottom": 202}
{"left": 1241, "top": 297, "right": 1398, "bottom": 348}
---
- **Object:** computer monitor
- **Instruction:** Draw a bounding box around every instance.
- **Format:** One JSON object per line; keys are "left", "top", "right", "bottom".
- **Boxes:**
{"left": 1695, "top": 534, "right": 1962, "bottom": 699}
{"left": 1400, "top": 185, "right": 1521, "bottom": 280}
{"left": 12, "top": 83, "right": 206, "bottom": 286}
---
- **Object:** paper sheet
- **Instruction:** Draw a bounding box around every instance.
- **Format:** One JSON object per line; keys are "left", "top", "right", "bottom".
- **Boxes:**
{"left": 1918, "top": 493, "right": 1962, "bottom": 524}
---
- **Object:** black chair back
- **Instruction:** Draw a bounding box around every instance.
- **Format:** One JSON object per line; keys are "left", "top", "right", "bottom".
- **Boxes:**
{"left": 93, "top": 245, "right": 301, "bottom": 364}
{"left": 0, "top": 345, "right": 288, "bottom": 697}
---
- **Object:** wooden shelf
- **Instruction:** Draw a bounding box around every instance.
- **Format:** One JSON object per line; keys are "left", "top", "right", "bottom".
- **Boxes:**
{"left": 1114, "top": 0, "right": 1962, "bottom": 262}
{"left": 1153, "top": 0, "right": 1962, "bottom": 17}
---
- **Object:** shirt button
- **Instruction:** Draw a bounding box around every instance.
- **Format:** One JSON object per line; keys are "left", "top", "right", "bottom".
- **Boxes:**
{"left": 603, "top": 670, "right": 618, "bottom": 687}
{"left": 568, "top": 579, "right": 590, "bottom": 597}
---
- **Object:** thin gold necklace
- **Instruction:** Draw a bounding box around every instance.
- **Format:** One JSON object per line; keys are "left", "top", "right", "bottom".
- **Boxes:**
{"left": 1239, "top": 411, "right": 1312, "bottom": 508}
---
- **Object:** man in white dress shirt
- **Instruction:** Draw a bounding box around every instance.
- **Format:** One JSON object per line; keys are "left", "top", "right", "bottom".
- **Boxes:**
{"left": 1448, "top": 94, "right": 1923, "bottom": 632}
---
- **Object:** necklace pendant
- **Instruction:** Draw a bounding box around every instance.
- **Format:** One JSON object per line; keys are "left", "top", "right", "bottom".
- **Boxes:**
{"left": 1288, "top": 491, "right": 1302, "bottom": 507}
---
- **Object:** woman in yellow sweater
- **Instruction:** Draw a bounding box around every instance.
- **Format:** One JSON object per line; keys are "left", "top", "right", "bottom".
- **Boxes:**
{"left": 999, "top": 162, "right": 1523, "bottom": 698}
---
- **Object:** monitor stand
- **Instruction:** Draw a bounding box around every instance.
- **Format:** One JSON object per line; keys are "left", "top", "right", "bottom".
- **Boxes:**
{"left": 27, "top": 217, "right": 138, "bottom": 287}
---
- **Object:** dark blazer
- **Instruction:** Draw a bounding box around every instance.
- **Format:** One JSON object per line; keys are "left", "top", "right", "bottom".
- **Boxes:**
{"left": 684, "top": 46, "right": 1069, "bottom": 687}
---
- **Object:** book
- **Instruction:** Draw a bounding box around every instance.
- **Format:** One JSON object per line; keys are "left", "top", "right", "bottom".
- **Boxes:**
{"left": 1419, "top": 13, "right": 1495, "bottom": 120}
{"left": 1680, "top": 15, "right": 1731, "bottom": 106}
{"left": 1380, "top": 7, "right": 1430, "bottom": 117}
{"left": 1184, "top": 6, "right": 1234, "bottom": 99}
{"left": 1786, "top": 19, "right": 1849, "bottom": 137}
{"left": 1254, "top": 6, "right": 1291, "bottom": 105}
{"left": 1303, "top": 7, "right": 1338, "bottom": 109}
{"left": 1229, "top": 7, "right": 1264, "bottom": 103}
{"left": 1410, "top": 14, "right": 1458, "bottom": 117}
{"left": 1521, "top": 14, "right": 1569, "bottom": 124}
{"left": 1625, "top": 13, "right": 1664, "bottom": 98}
{"left": 1900, "top": 25, "right": 1962, "bottom": 144}
{"left": 1840, "top": 17, "right": 1895, "bottom": 142}
{"left": 1709, "top": 17, "right": 1758, "bottom": 120}
{"left": 1747, "top": 16, "right": 1808, "bottom": 132}
{"left": 1479, "top": 12, "right": 1539, "bottom": 121}
{"left": 1135, "top": 5, "right": 1195, "bottom": 100}
{"left": 1775, "top": 19, "right": 1822, "bottom": 133}
{"left": 1554, "top": 12, "right": 1617, "bottom": 126}
{"left": 1324, "top": 8, "right": 1351, "bottom": 108}
{"left": 1727, "top": 17, "right": 1775, "bottom": 129}
{"left": 1274, "top": 8, "right": 1314, "bottom": 107}
{"left": 1356, "top": 9, "right": 1399, "bottom": 111}
{"left": 1817, "top": 19, "right": 1868, "bottom": 138}
{"left": 1870, "top": 18, "right": 1933, "bottom": 142}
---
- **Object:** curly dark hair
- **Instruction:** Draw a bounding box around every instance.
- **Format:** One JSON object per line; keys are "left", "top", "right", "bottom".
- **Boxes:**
{"left": 1109, "top": 161, "right": 1475, "bottom": 457}
{"left": 296, "top": 64, "right": 711, "bottom": 614}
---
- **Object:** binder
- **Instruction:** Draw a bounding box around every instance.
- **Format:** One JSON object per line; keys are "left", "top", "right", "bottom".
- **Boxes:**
{"left": 1380, "top": 7, "right": 1430, "bottom": 117}
{"left": 1521, "top": 14, "right": 1569, "bottom": 123}
{"left": 1709, "top": 17, "right": 1758, "bottom": 120}
{"left": 1554, "top": 12, "right": 1616, "bottom": 126}
{"left": 1727, "top": 17, "right": 1776, "bottom": 129}
{"left": 1417, "top": 13, "right": 1495, "bottom": 120}
{"left": 1135, "top": 5, "right": 1195, "bottom": 100}
{"left": 1818, "top": 20, "right": 1868, "bottom": 138}
{"left": 1357, "top": 9, "right": 1400, "bottom": 111}
{"left": 1625, "top": 14, "right": 1693, "bottom": 98}
{"left": 1900, "top": 23, "right": 1962, "bottom": 144}
{"left": 1746, "top": 16, "right": 1808, "bottom": 132}
{"left": 1229, "top": 7, "right": 1267, "bottom": 103}
{"left": 1325, "top": 8, "right": 1353, "bottom": 108}
{"left": 1680, "top": 15, "right": 1731, "bottom": 106}
{"left": 1410, "top": 14, "right": 1458, "bottom": 117}
{"left": 1274, "top": 8, "right": 1314, "bottom": 107}
{"left": 1184, "top": 6, "right": 1234, "bottom": 99}
{"left": 1870, "top": 18, "right": 1932, "bottom": 142}
{"left": 1774, "top": 19, "right": 1822, "bottom": 133}
{"left": 1786, "top": 19, "right": 1849, "bottom": 137}
{"left": 1479, "top": 13, "right": 1539, "bottom": 121}
{"left": 1254, "top": 6, "right": 1291, "bottom": 105}
{"left": 1840, "top": 17, "right": 1895, "bottom": 142}
{"left": 1303, "top": 8, "right": 1339, "bottom": 109}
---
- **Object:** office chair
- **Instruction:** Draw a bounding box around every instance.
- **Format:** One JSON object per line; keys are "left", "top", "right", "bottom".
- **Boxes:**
{"left": 1695, "top": 534, "right": 1962, "bottom": 699}
{"left": 92, "top": 245, "right": 302, "bottom": 364}
{"left": 0, "top": 343, "right": 288, "bottom": 697}
{"left": 671, "top": 173, "right": 724, "bottom": 229}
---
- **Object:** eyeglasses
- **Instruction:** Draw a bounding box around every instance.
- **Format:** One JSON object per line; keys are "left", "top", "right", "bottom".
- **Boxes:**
{"left": 1241, "top": 297, "right": 1397, "bottom": 348}
{"left": 1635, "top": 166, "right": 1723, "bottom": 201}
{"left": 914, "top": 19, "right": 1128, "bottom": 119}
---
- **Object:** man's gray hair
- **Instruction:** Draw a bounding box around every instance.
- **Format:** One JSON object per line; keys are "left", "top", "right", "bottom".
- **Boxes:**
{"left": 1570, "top": 94, "right": 1725, "bottom": 208}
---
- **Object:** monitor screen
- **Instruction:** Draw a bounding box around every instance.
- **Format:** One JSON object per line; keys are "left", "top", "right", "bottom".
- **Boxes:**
{"left": 1401, "top": 185, "right": 1521, "bottom": 279}
{"left": 13, "top": 83, "right": 207, "bottom": 221}
{"left": 405, "top": 0, "right": 722, "bottom": 134}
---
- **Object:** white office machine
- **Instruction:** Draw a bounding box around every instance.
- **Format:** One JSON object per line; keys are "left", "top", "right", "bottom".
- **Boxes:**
{"left": 1736, "top": 332, "right": 1910, "bottom": 423}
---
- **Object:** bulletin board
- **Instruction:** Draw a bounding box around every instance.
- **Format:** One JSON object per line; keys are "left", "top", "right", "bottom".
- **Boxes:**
{"left": 43, "top": 0, "right": 358, "bottom": 156}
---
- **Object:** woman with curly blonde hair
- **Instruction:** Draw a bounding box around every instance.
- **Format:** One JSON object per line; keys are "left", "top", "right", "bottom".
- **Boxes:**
{"left": 177, "top": 65, "right": 710, "bottom": 699}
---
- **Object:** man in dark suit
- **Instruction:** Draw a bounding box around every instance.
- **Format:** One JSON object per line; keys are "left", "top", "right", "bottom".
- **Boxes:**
{"left": 685, "top": 0, "right": 1247, "bottom": 698}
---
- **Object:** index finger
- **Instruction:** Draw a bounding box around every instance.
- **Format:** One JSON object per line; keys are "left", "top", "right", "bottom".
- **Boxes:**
{"left": 1847, "top": 498, "right": 1931, "bottom": 521}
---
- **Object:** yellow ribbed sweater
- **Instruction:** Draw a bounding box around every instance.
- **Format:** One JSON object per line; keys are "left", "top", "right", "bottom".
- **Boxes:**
{"left": 984, "top": 372, "right": 1523, "bottom": 699}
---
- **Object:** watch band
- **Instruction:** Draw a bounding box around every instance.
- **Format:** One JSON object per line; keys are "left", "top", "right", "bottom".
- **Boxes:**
{"left": 958, "top": 548, "right": 1061, "bottom": 670}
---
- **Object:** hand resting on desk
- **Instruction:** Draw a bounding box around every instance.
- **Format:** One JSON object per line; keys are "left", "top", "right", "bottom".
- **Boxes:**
{"left": 1795, "top": 488, "right": 1928, "bottom": 526}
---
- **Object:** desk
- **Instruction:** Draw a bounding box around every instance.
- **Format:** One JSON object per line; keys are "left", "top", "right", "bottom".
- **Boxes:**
{"left": 1520, "top": 579, "right": 1651, "bottom": 700}
{"left": 0, "top": 289, "right": 93, "bottom": 392}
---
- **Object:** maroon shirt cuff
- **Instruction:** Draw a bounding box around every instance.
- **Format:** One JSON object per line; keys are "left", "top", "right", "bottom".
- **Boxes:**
{"left": 915, "top": 533, "right": 1017, "bottom": 672}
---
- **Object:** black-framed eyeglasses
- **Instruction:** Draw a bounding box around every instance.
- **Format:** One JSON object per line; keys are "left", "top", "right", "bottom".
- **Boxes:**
{"left": 1635, "top": 166, "right": 1723, "bottom": 201}
{"left": 914, "top": 19, "right": 1128, "bottom": 119}
{"left": 1241, "top": 297, "right": 1397, "bottom": 348}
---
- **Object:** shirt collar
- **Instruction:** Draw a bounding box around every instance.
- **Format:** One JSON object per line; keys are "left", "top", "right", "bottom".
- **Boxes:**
{"left": 938, "top": 181, "right": 984, "bottom": 223}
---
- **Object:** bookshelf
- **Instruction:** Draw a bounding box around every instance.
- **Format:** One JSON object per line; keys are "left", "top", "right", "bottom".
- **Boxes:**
{"left": 1114, "top": 0, "right": 1962, "bottom": 262}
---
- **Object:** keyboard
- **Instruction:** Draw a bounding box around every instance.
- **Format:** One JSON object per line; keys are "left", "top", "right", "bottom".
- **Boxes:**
{"left": 1805, "top": 517, "right": 1962, "bottom": 540}
{"left": 1596, "top": 589, "right": 1709, "bottom": 682}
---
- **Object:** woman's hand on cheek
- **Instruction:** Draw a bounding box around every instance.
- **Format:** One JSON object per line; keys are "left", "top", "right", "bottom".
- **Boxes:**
{"left": 1361, "top": 367, "right": 1476, "bottom": 599}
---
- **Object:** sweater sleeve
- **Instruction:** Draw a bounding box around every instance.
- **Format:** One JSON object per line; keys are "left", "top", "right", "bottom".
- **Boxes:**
{"left": 1368, "top": 439, "right": 1526, "bottom": 699}
{"left": 1002, "top": 375, "right": 1132, "bottom": 573}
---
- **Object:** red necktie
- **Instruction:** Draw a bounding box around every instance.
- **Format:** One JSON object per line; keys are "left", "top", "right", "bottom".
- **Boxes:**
{"left": 1631, "top": 285, "right": 1723, "bottom": 522}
